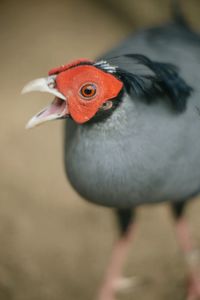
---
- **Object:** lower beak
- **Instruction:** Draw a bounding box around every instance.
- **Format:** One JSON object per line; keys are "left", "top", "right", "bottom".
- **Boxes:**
{"left": 26, "top": 97, "right": 68, "bottom": 129}
{"left": 22, "top": 76, "right": 68, "bottom": 129}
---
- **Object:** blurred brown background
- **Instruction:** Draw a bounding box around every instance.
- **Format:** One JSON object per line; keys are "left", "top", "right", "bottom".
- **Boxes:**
{"left": 1, "top": 0, "right": 200, "bottom": 299}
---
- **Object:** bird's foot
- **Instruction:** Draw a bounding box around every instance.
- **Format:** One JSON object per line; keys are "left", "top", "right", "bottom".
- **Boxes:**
{"left": 187, "top": 272, "right": 200, "bottom": 300}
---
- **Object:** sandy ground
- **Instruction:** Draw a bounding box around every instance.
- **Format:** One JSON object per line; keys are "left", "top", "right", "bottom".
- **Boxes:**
{"left": 1, "top": 0, "right": 200, "bottom": 299}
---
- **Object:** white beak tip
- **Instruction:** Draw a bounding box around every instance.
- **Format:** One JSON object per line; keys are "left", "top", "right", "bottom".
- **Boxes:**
{"left": 21, "top": 86, "right": 29, "bottom": 95}
{"left": 25, "top": 119, "right": 36, "bottom": 129}
{"left": 25, "top": 122, "right": 33, "bottom": 130}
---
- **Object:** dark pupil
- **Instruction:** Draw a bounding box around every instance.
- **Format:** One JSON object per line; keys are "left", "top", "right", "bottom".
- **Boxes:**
{"left": 81, "top": 84, "right": 96, "bottom": 98}
{"left": 84, "top": 87, "right": 93, "bottom": 95}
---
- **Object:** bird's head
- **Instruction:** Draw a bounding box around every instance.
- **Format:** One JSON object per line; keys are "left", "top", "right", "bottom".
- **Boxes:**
{"left": 22, "top": 54, "right": 192, "bottom": 128}
{"left": 22, "top": 59, "right": 124, "bottom": 128}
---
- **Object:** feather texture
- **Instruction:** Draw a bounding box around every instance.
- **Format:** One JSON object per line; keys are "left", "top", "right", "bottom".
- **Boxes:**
{"left": 109, "top": 54, "right": 193, "bottom": 112}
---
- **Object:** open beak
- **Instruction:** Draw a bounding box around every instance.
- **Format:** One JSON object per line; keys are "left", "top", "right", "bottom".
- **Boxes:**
{"left": 22, "top": 75, "right": 68, "bottom": 129}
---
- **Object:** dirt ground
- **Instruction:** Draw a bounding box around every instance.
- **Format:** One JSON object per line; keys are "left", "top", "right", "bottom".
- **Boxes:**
{"left": 1, "top": 0, "right": 200, "bottom": 299}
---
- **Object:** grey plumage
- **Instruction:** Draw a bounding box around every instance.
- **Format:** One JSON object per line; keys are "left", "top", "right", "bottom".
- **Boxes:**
{"left": 22, "top": 5, "right": 200, "bottom": 297}
{"left": 64, "top": 22, "right": 200, "bottom": 208}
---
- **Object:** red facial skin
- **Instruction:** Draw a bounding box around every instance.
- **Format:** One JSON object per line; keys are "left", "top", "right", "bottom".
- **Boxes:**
{"left": 48, "top": 61, "right": 123, "bottom": 124}
{"left": 48, "top": 59, "right": 92, "bottom": 76}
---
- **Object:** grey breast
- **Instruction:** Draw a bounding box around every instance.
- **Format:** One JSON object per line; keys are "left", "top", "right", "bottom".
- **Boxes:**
{"left": 64, "top": 23, "right": 200, "bottom": 208}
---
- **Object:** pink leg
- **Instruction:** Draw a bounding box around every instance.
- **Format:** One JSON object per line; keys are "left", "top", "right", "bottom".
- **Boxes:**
{"left": 175, "top": 217, "right": 200, "bottom": 300}
{"left": 97, "top": 222, "right": 136, "bottom": 300}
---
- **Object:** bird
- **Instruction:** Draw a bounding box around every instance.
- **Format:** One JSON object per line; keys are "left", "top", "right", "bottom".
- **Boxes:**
{"left": 22, "top": 1, "right": 200, "bottom": 299}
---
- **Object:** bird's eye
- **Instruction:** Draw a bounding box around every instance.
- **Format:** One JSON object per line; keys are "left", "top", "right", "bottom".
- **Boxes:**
{"left": 80, "top": 83, "right": 97, "bottom": 99}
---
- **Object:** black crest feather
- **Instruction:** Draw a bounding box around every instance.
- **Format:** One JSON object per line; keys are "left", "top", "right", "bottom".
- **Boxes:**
{"left": 112, "top": 54, "right": 193, "bottom": 112}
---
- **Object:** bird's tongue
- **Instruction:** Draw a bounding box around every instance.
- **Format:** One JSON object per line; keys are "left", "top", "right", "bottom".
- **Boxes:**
{"left": 38, "top": 97, "right": 66, "bottom": 117}
{"left": 26, "top": 97, "right": 67, "bottom": 129}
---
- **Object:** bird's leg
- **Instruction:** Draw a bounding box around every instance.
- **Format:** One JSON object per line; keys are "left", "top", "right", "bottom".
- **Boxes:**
{"left": 172, "top": 202, "right": 200, "bottom": 300}
{"left": 97, "top": 209, "right": 135, "bottom": 300}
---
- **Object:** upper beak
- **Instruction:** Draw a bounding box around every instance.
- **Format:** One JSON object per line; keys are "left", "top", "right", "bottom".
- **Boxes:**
{"left": 22, "top": 75, "right": 68, "bottom": 129}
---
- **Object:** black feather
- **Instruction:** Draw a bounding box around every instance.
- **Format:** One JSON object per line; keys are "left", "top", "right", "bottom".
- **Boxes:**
{"left": 171, "top": 0, "right": 189, "bottom": 28}
{"left": 115, "top": 209, "right": 135, "bottom": 235}
{"left": 171, "top": 202, "right": 186, "bottom": 219}
{"left": 114, "top": 54, "right": 193, "bottom": 112}
{"left": 70, "top": 54, "right": 193, "bottom": 114}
